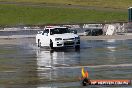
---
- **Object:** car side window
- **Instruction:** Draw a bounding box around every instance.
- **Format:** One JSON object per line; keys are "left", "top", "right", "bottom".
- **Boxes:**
{"left": 42, "top": 29, "right": 49, "bottom": 35}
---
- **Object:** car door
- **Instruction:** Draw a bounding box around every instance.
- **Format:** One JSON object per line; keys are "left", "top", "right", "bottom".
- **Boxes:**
{"left": 41, "top": 29, "right": 50, "bottom": 47}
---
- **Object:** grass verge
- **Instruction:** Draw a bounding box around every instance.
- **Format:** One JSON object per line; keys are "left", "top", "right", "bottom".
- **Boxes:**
{"left": 0, "top": 4, "right": 127, "bottom": 26}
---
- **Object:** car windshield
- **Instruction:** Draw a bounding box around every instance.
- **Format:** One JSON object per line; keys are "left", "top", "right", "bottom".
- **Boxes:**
{"left": 50, "top": 28, "right": 70, "bottom": 35}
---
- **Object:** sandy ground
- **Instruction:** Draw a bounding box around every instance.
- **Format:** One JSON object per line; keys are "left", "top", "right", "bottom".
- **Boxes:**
{"left": 0, "top": 35, "right": 132, "bottom": 45}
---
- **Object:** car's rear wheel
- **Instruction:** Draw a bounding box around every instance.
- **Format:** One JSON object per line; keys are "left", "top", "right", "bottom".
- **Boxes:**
{"left": 38, "top": 39, "right": 41, "bottom": 47}
{"left": 50, "top": 40, "right": 53, "bottom": 49}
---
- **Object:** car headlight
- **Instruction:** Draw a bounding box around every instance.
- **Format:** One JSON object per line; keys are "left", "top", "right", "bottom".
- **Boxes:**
{"left": 75, "top": 37, "right": 80, "bottom": 40}
{"left": 55, "top": 38, "right": 62, "bottom": 41}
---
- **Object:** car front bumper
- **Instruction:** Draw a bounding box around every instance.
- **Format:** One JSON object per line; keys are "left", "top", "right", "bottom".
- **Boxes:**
{"left": 53, "top": 40, "right": 80, "bottom": 48}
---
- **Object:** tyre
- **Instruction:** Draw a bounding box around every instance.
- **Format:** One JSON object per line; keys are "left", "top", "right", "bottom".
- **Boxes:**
{"left": 75, "top": 45, "right": 80, "bottom": 50}
{"left": 50, "top": 40, "right": 53, "bottom": 49}
{"left": 38, "top": 39, "right": 41, "bottom": 47}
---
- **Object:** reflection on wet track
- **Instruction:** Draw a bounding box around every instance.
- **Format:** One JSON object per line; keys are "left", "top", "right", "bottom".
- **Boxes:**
{"left": 0, "top": 39, "right": 132, "bottom": 88}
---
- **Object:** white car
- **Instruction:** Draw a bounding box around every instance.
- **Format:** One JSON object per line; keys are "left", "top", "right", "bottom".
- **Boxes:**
{"left": 36, "top": 26, "right": 80, "bottom": 50}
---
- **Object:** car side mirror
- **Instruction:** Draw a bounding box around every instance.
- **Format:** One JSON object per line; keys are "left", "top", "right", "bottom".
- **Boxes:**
{"left": 70, "top": 30, "right": 77, "bottom": 34}
{"left": 74, "top": 31, "right": 77, "bottom": 34}
{"left": 44, "top": 33, "right": 48, "bottom": 36}
{"left": 73, "top": 30, "right": 77, "bottom": 34}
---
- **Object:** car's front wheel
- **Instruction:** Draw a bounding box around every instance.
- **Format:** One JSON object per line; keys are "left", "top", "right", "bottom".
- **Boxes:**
{"left": 75, "top": 45, "right": 80, "bottom": 50}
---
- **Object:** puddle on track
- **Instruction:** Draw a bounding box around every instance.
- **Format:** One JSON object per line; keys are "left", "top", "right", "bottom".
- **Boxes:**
{"left": 0, "top": 39, "right": 132, "bottom": 88}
